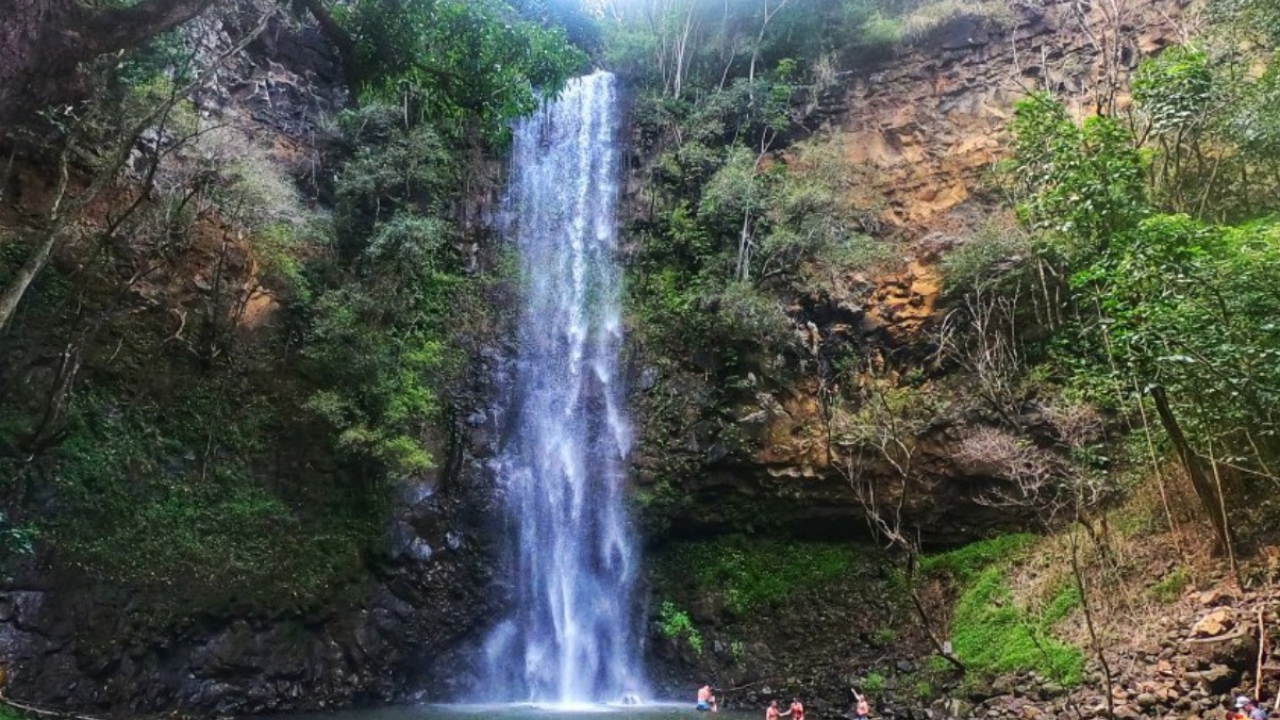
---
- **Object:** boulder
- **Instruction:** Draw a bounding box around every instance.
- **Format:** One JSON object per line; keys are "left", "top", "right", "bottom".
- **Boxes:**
{"left": 1193, "top": 609, "right": 1235, "bottom": 637}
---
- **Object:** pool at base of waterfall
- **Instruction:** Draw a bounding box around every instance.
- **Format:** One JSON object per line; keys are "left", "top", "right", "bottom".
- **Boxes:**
{"left": 279, "top": 704, "right": 757, "bottom": 720}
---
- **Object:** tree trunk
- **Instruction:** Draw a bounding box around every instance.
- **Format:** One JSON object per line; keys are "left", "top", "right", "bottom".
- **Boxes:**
{"left": 1148, "top": 385, "right": 1235, "bottom": 554}
{"left": 0, "top": 0, "right": 219, "bottom": 125}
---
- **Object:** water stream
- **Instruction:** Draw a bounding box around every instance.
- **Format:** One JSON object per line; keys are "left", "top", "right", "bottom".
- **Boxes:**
{"left": 482, "top": 71, "right": 645, "bottom": 704}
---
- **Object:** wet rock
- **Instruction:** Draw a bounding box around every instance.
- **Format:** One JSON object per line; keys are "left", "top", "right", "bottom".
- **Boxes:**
{"left": 640, "top": 366, "right": 659, "bottom": 391}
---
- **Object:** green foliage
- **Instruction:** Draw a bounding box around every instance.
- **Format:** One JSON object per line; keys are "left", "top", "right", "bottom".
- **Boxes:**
{"left": 301, "top": 105, "right": 474, "bottom": 479}
{"left": 873, "top": 627, "right": 898, "bottom": 645}
{"left": 34, "top": 383, "right": 375, "bottom": 607}
{"left": 114, "top": 29, "right": 194, "bottom": 88}
{"left": 658, "top": 536, "right": 856, "bottom": 615}
{"left": 1133, "top": 46, "right": 1214, "bottom": 137}
{"left": 922, "top": 535, "right": 1084, "bottom": 685}
{"left": 0, "top": 509, "right": 36, "bottom": 573}
{"left": 951, "top": 565, "right": 1085, "bottom": 685}
{"left": 658, "top": 600, "right": 704, "bottom": 654}
{"left": 919, "top": 534, "right": 1038, "bottom": 583}
{"left": 337, "top": 0, "right": 587, "bottom": 141}
{"left": 1150, "top": 567, "right": 1191, "bottom": 603}
{"left": 863, "top": 671, "right": 887, "bottom": 693}
{"left": 926, "top": 654, "right": 955, "bottom": 673}
{"left": 630, "top": 130, "right": 881, "bottom": 375}
{"left": 0, "top": 705, "right": 26, "bottom": 720}
{"left": 939, "top": 221, "right": 1034, "bottom": 296}
{"left": 1007, "top": 95, "right": 1148, "bottom": 251}
{"left": 913, "top": 680, "right": 934, "bottom": 700}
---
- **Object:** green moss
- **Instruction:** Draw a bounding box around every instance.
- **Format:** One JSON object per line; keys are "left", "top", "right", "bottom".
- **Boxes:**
{"left": 922, "top": 535, "right": 1085, "bottom": 685}
{"left": 36, "top": 380, "right": 378, "bottom": 613}
{"left": 919, "top": 534, "right": 1039, "bottom": 583}
{"left": 913, "top": 681, "right": 934, "bottom": 700}
{"left": 951, "top": 566, "right": 1085, "bottom": 686}
{"left": 0, "top": 705, "right": 26, "bottom": 720}
{"left": 657, "top": 536, "right": 858, "bottom": 615}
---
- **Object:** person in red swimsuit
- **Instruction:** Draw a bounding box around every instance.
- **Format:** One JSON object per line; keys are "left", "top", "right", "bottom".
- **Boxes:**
{"left": 766, "top": 700, "right": 781, "bottom": 720}
{"left": 782, "top": 698, "right": 804, "bottom": 720}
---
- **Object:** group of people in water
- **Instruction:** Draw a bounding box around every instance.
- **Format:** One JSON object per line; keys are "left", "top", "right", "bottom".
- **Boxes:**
{"left": 697, "top": 685, "right": 872, "bottom": 720}
{"left": 698, "top": 684, "right": 1269, "bottom": 719}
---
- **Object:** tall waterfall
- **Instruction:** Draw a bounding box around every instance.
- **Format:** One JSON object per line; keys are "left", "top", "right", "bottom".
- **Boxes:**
{"left": 483, "top": 72, "right": 644, "bottom": 704}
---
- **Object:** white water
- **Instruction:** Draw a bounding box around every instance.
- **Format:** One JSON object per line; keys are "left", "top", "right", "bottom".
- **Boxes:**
{"left": 482, "top": 71, "right": 645, "bottom": 704}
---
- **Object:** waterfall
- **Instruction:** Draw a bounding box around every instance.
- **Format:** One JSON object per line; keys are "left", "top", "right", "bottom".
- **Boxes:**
{"left": 483, "top": 71, "right": 644, "bottom": 704}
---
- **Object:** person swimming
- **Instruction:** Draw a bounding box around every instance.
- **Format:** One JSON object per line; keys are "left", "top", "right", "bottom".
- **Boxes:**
{"left": 697, "top": 685, "right": 719, "bottom": 712}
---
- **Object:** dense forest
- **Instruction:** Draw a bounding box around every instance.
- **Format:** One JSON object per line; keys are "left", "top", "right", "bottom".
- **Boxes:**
{"left": 2, "top": 0, "right": 1280, "bottom": 717}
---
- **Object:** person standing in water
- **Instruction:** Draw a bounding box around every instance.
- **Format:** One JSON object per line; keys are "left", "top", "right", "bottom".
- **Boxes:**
{"left": 766, "top": 700, "right": 781, "bottom": 720}
{"left": 852, "top": 689, "right": 871, "bottom": 720}
{"left": 698, "top": 685, "right": 719, "bottom": 712}
{"left": 782, "top": 697, "right": 804, "bottom": 720}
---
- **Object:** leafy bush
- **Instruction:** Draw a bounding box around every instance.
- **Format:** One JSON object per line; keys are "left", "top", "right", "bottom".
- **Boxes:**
{"left": 940, "top": 221, "right": 1034, "bottom": 296}
{"left": 658, "top": 600, "right": 704, "bottom": 654}
{"left": 864, "top": 671, "right": 887, "bottom": 693}
{"left": 1150, "top": 567, "right": 1191, "bottom": 603}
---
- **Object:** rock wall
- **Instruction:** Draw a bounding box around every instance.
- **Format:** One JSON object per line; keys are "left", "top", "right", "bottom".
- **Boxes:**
{"left": 627, "top": 0, "right": 1191, "bottom": 549}
{"left": 0, "top": 3, "right": 509, "bottom": 714}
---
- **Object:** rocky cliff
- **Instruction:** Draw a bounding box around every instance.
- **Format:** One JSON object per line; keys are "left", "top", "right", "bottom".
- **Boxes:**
{"left": 0, "top": 3, "right": 513, "bottom": 714}
{"left": 0, "top": 0, "right": 1221, "bottom": 717}
{"left": 626, "top": 0, "right": 1191, "bottom": 549}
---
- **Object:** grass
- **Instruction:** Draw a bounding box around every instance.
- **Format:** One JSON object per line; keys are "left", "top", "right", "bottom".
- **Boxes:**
{"left": 1150, "top": 567, "right": 1191, "bottom": 603}
{"left": 658, "top": 536, "right": 858, "bottom": 615}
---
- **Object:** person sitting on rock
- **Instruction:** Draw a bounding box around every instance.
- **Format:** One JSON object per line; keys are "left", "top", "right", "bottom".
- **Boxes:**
{"left": 766, "top": 699, "right": 780, "bottom": 720}
{"left": 697, "top": 684, "right": 718, "bottom": 712}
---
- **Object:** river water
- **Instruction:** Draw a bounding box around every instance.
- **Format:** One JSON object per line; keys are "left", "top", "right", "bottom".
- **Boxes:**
{"left": 481, "top": 71, "right": 645, "bottom": 703}
{"left": 285, "top": 706, "right": 757, "bottom": 720}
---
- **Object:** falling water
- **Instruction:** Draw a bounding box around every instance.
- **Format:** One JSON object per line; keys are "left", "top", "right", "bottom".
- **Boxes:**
{"left": 483, "top": 72, "right": 644, "bottom": 704}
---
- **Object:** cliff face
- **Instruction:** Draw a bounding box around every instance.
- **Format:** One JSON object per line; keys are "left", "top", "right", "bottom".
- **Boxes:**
{"left": 627, "top": 0, "right": 1190, "bottom": 548}
{"left": 0, "top": 0, "right": 1198, "bottom": 715}
{"left": 0, "top": 4, "right": 509, "bottom": 714}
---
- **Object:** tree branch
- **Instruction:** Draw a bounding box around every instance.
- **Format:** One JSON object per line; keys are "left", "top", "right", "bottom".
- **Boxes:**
{"left": 75, "top": 0, "right": 222, "bottom": 57}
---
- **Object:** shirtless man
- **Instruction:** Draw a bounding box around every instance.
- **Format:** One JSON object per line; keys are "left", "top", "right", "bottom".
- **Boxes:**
{"left": 782, "top": 698, "right": 804, "bottom": 720}
{"left": 697, "top": 685, "right": 718, "bottom": 712}
{"left": 766, "top": 700, "right": 781, "bottom": 720}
